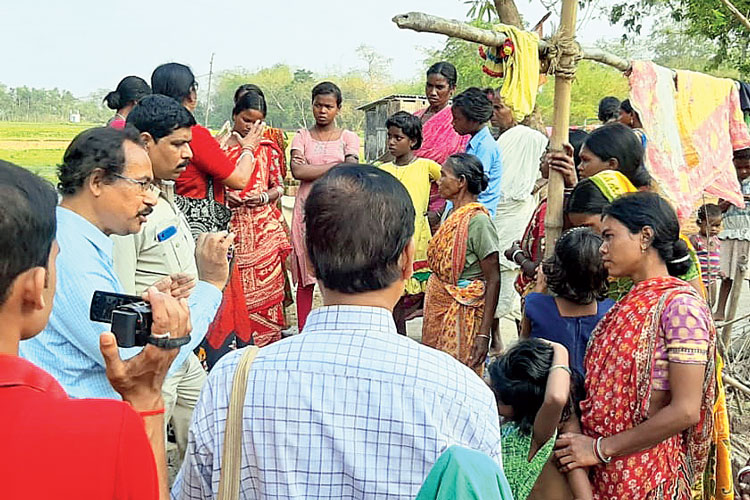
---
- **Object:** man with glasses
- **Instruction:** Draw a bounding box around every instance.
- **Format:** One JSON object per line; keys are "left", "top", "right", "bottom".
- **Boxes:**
{"left": 112, "top": 95, "right": 225, "bottom": 462}
{"left": 20, "top": 126, "right": 233, "bottom": 400}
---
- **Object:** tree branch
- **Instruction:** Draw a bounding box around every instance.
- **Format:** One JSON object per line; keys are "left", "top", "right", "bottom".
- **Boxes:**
{"left": 717, "top": 0, "right": 750, "bottom": 31}
{"left": 392, "top": 11, "right": 631, "bottom": 72}
{"left": 494, "top": 0, "right": 522, "bottom": 27}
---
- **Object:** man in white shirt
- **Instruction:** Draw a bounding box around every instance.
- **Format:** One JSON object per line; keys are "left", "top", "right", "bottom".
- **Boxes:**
{"left": 490, "top": 93, "right": 548, "bottom": 352}
{"left": 173, "top": 164, "right": 507, "bottom": 500}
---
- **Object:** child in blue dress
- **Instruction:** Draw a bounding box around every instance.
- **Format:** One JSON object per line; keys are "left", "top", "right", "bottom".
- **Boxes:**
{"left": 520, "top": 227, "right": 614, "bottom": 378}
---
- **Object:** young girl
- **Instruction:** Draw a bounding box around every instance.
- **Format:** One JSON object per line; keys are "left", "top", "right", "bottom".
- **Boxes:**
{"left": 489, "top": 339, "right": 592, "bottom": 500}
{"left": 690, "top": 203, "right": 723, "bottom": 307}
{"left": 379, "top": 111, "right": 441, "bottom": 334}
{"left": 521, "top": 228, "right": 614, "bottom": 378}
{"left": 289, "top": 82, "right": 360, "bottom": 330}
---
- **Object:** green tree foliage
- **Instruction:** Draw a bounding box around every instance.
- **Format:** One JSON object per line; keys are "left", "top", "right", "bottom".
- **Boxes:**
{"left": 0, "top": 84, "right": 110, "bottom": 123}
{"left": 609, "top": 0, "right": 750, "bottom": 76}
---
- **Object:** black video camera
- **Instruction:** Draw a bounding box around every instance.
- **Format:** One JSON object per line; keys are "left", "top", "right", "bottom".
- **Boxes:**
{"left": 90, "top": 291, "right": 153, "bottom": 347}
{"left": 89, "top": 290, "right": 190, "bottom": 349}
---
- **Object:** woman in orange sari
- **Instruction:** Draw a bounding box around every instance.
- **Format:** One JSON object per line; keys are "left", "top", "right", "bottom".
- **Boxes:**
{"left": 555, "top": 192, "right": 717, "bottom": 499}
{"left": 422, "top": 153, "right": 500, "bottom": 375}
{"left": 203, "top": 87, "right": 291, "bottom": 369}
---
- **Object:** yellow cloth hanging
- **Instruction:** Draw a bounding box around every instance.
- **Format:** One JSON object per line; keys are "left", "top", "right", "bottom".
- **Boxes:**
{"left": 480, "top": 24, "right": 540, "bottom": 122}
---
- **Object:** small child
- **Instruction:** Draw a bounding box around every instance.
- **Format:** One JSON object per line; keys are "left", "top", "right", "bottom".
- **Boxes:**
{"left": 520, "top": 227, "right": 614, "bottom": 378}
{"left": 689, "top": 204, "right": 723, "bottom": 307}
{"left": 716, "top": 149, "right": 750, "bottom": 321}
{"left": 378, "top": 111, "right": 441, "bottom": 334}
{"left": 489, "top": 339, "right": 592, "bottom": 500}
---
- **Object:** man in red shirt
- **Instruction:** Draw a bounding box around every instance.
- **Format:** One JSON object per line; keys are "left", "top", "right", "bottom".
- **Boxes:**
{"left": 0, "top": 159, "right": 191, "bottom": 500}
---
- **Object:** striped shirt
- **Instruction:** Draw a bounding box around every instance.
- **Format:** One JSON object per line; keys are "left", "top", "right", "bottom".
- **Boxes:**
{"left": 19, "top": 206, "right": 221, "bottom": 399}
{"left": 172, "top": 305, "right": 505, "bottom": 500}
{"left": 690, "top": 233, "right": 722, "bottom": 285}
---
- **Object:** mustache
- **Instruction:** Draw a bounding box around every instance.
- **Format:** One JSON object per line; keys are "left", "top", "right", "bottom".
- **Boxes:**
{"left": 177, "top": 160, "right": 190, "bottom": 169}
{"left": 138, "top": 207, "right": 154, "bottom": 218}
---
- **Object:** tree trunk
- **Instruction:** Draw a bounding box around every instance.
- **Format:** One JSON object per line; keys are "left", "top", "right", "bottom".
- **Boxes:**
{"left": 494, "top": 0, "right": 522, "bottom": 28}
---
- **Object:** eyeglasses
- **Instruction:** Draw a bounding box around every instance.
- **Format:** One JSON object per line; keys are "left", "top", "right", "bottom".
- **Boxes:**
{"left": 113, "top": 173, "right": 159, "bottom": 196}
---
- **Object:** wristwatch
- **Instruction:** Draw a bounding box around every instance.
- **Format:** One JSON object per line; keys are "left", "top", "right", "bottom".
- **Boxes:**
{"left": 146, "top": 334, "right": 191, "bottom": 349}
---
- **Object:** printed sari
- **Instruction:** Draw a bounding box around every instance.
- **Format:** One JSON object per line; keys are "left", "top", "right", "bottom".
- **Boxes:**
{"left": 422, "top": 203, "right": 489, "bottom": 375}
{"left": 202, "top": 138, "right": 291, "bottom": 368}
{"left": 582, "top": 276, "right": 716, "bottom": 499}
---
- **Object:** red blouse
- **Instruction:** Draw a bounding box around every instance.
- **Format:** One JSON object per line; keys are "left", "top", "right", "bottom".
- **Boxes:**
{"left": 176, "top": 124, "right": 236, "bottom": 204}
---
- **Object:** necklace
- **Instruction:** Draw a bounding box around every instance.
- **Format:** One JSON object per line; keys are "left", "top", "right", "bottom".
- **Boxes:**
{"left": 115, "top": 112, "right": 126, "bottom": 121}
{"left": 312, "top": 126, "right": 339, "bottom": 142}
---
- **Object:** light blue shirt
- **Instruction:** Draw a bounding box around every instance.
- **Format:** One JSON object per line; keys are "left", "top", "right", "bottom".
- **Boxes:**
{"left": 467, "top": 126, "right": 503, "bottom": 216}
{"left": 172, "top": 305, "right": 504, "bottom": 500}
{"left": 19, "top": 206, "right": 221, "bottom": 399}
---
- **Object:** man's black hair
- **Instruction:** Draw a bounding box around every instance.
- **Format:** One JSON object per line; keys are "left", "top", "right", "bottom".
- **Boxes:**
{"left": 57, "top": 126, "right": 143, "bottom": 196}
{"left": 126, "top": 94, "right": 196, "bottom": 142}
{"left": 305, "top": 164, "right": 415, "bottom": 294}
{"left": 0, "top": 160, "right": 57, "bottom": 306}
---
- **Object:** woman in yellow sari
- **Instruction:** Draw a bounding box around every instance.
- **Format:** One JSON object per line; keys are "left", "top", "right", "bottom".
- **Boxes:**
{"left": 423, "top": 153, "right": 500, "bottom": 375}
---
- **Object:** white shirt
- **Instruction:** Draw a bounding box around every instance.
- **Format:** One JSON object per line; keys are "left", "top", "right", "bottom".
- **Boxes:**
{"left": 496, "top": 124, "right": 548, "bottom": 202}
{"left": 172, "top": 305, "right": 504, "bottom": 500}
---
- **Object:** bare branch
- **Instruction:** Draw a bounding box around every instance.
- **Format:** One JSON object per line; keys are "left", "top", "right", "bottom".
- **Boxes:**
{"left": 392, "top": 11, "right": 630, "bottom": 71}
{"left": 717, "top": 0, "right": 750, "bottom": 31}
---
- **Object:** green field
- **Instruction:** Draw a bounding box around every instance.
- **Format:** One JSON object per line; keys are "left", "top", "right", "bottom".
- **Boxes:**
{"left": 0, "top": 122, "right": 95, "bottom": 182}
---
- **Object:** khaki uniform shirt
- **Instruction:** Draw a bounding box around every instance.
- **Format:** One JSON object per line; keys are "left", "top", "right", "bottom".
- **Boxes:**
{"left": 112, "top": 181, "right": 198, "bottom": 295}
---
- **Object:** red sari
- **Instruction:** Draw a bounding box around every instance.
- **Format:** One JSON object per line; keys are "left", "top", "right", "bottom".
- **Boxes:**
{"left": 204, "top": 139, "right": 291, "bottom": 367}
{"left": 582, "top": 276, "right": 716, "bottom": 499}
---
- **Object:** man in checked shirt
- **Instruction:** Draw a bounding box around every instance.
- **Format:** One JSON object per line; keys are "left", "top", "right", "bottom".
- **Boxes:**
{"left": 173, "top": 164, "right": 508, "bottom": 499}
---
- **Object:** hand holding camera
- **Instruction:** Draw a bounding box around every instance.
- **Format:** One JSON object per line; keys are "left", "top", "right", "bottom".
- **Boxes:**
{"left": 99, "top": 287, "right": 192, "bottom": 411}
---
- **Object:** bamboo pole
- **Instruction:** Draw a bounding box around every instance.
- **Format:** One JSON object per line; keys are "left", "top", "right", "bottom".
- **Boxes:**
{"left": 543, "top": 0, "right": 578, "bottom": 257}
{"left": 391, "top": 12, "right": 631, "bottom": 71}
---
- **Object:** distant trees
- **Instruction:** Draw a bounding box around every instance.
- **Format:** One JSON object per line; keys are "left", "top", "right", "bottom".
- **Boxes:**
{"left": 0, "top": 84, "right": 110, "bottom": 123}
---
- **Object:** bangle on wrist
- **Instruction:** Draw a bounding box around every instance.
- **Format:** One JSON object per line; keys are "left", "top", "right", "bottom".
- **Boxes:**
{"left": 476, "top": 334, "right": 491, "bottom": 341}
{"left": 594, "top": 436, "right": 613, "bottom": 464}
{"left": 550, "top": 364, "right": 572, "bottom": 375}
{"left": 739, "top": 465, "right": 750, "bottom": 481}
{"left": 137, "top": 408, "right": 165, "bottom": 418}
{"left": 510, "top": 249, "right": 523, "bottom": 264}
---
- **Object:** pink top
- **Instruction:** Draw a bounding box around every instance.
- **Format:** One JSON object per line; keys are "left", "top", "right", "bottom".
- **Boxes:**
{"left": 653, "top": 293, "right": 712, "bottom": 391}
{"left": 289, "top": 128, "right": 360, "bottom": 287}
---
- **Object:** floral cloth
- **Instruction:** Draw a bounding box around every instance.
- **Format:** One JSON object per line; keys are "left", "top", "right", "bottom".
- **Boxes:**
{"left": 629, "top": 61, "right": 750, "bottom": 220}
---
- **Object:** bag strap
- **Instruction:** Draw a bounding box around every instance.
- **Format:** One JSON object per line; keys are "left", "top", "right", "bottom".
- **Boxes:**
{"left": 217, "top": 346, "right": 259, "bottom": 500}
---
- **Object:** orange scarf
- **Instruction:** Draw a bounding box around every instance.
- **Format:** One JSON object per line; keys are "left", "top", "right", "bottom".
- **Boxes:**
{"left": 423, "top": 203, "right": 488, "bottom": 374}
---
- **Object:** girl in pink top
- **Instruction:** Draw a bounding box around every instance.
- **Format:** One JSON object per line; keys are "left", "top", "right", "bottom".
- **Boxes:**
{"left": 290, "top": 82, "right": 360, "bottom": 329}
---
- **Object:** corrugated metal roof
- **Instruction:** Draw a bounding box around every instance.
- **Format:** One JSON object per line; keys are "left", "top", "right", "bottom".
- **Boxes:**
{"left": 356, "top": 94, "right": 427, "bottom": 111}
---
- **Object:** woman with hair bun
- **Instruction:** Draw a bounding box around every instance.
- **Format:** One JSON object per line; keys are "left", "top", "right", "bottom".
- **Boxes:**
{"left": 555, "top": 191, "right": 717, "bottom": 500}
{"left": 422, "top": 153, "right": 500, "bottom": 375}
{"left": 104, "top": 76, "right": 151, "bottom": 129}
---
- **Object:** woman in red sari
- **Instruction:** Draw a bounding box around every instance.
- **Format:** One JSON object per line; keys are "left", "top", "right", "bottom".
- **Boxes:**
{"left": 203, "top": 88, "right": 291, "bottom": 369}
{"left": 554, "top": 192, "right": 716, "bottom": 500}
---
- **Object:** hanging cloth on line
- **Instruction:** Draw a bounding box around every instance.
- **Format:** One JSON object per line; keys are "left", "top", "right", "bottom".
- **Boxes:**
{"left": 479, "top": 24, "right": 540, "bottom": 122}
{"left": 628, "top": 60, "right": 750, "bottom": 220}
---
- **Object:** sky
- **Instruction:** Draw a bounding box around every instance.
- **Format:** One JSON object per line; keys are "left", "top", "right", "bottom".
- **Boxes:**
{"left": 0, "top": 0, "right": 624, "bottom": 97}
